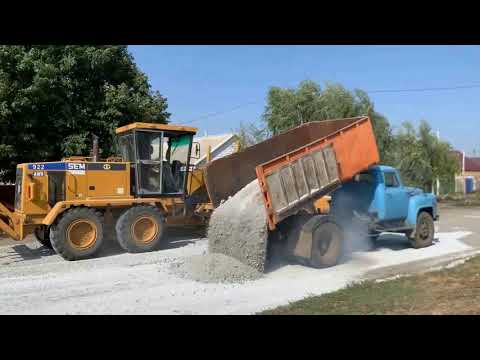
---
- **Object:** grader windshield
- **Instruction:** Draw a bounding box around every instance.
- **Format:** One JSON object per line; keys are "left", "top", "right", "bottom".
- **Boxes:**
{"left": 116, "top": 123, "right": 197, "bottom": 197}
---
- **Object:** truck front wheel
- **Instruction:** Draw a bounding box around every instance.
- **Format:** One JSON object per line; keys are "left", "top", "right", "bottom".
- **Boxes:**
{"left": 411, "top": 211, "right": 434, "bottom": 249}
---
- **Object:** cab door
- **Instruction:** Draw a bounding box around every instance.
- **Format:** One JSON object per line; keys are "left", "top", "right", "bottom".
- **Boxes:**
{"left": 383, "top": 170, "right": 409, "bottom": 221}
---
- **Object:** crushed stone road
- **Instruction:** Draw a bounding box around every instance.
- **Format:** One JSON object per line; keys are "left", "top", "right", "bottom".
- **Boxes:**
{"left": 0, "top": 205, "right": 479, "bottom": 314}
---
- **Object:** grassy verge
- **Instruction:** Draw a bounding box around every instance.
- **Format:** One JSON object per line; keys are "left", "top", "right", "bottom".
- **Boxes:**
{"left": 261, "top": 255, "right": 480, "bottom": 315}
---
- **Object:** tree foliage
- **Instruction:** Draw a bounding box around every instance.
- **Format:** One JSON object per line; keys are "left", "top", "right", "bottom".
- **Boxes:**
{"left": 262, "top": 81, "right": 394, "bottom": 163}
{"left": 0, "top": 45, "right": 170, "bottom": 182}
{"left": 393, "top": 121, "right": 459, "bottom": 193}
{"left": 237, "top": 80, "right": 459, "bottom": 193}
{"left": 234, "top": 121, "right": 270, "bottom": 149}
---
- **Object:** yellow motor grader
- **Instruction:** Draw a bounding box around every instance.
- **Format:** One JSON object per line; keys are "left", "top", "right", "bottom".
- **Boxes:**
{"left": 0, "top": 122, "right": 216, "bottom": 260}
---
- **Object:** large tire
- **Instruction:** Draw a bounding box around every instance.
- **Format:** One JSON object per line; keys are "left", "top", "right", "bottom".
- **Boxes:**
{"left": 50, "top": 207, "right": 104, "bottom": 261}
{"left": 34, "top": 225, "right": 53, "bottom": 249}
{"left": 309, "top": 216, "right": 344, "bottom": 268}
{"left": 410, "top": 211, "right": 434, "bottom": 249}
{"left": 115, "top": 205, "right": 165, "bottom": 253}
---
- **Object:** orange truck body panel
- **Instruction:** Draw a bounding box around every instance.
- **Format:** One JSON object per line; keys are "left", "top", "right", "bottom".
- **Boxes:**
{"left": 255, "top": 116, "right": 379, "bottom": 230}
{"left": 203, "top": 115, "right": 380, "bottom": 231}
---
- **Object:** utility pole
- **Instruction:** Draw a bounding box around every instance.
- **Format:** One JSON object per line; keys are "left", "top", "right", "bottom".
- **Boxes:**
{"left": 435, "top": 130, "right": 440, "bottom": 196}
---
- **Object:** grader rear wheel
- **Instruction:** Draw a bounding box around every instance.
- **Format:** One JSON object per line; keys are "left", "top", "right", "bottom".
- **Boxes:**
{"left": 115, "top": 205, "right": 165, "bottom": 253}
{"left": 50, "top": 208, "right": 104, "bottom": 261}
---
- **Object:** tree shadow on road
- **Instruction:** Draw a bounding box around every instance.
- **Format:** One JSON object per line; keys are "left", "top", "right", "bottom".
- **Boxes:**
{"left": 0, "top": 244, "right": 55, "bottom": 263}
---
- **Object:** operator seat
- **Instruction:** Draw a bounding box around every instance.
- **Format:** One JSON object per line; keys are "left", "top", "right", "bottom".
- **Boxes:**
{"left": 162, "top": 161, "right": 177, "bottom": 193}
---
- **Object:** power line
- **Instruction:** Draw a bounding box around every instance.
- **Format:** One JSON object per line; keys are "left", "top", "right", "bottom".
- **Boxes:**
{"left": 368, "top": 83, "right": 480, "bottom": 93}
{"left": 182, "top": 100, "right": 261, "bottom": 124}
{"left": 182, "top": 82, "right": 480, "bottom": 124}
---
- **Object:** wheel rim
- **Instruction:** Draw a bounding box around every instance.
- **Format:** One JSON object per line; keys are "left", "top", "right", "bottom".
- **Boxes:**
{"left": 315, "top": 229, "right": 333, "bottom": 256}
{"left": 419, "top": 218, "right": 431, "bottom": 240}
{"left": 67, "top": 219, "right": 97, "bottom": 250}
{"left": 132, "top": 216, "right": 159, "bottom": 244}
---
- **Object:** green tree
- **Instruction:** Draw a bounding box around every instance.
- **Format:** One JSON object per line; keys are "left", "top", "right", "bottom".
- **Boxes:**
{"left": 234, "top": 121, "right": 270, "bottom": 149}
{"left": 262, "top": 80, "right": 394, "bottom": 163}
{"left": 0, "top": 45, "right": 170, "bottom": 182}
{"left": 393, "top": 121, "right": 459, "bottom": 193}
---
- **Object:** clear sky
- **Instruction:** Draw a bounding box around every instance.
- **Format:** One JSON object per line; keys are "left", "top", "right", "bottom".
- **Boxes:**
{"left": 128, "top": 45, "right": 480, "bottom": 155}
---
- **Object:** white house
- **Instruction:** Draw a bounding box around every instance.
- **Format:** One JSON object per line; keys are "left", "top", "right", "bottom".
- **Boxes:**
{"left": 191, "top": 133, "right": 239, "bottom": 167}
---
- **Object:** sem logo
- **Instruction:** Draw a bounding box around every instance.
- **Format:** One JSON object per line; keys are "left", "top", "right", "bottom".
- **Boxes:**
{"left": 68, "top": 163, "right": 86, "bottom": 170}
{"left": 103, "top": 164, "right": 111, "bottom": 170}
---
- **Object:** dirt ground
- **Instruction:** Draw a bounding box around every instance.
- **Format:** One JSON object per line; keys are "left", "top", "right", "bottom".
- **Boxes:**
{"left": 0, "top": 205, "right": 479, "bottom": 314}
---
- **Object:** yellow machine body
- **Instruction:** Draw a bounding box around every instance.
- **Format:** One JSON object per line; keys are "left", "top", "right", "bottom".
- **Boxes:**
{"left": 0, "top": 122, "right": 211, "bottom": 242}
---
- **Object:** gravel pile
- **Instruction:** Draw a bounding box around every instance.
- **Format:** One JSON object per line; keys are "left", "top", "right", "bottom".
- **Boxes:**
{"left": 207, "top": 179, "right": 269, "bottom": 272}
{"left": 170, "top": 253, "right": 263, "bottom": 284}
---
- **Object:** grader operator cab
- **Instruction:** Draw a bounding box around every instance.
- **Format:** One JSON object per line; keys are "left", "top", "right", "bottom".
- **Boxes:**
{"left": 0, "top": 122, "right": 212, "bottom": 261}
{"left": 116, "top": 123, "right": 197, "bottom": 196}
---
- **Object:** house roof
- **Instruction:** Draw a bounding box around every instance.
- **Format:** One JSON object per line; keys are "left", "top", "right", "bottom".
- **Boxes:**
{"left": 451, "top": 150, "right": 480, "bottom": 172}
{"left": 465, "top": 157, "right": 480, "bottom": 172}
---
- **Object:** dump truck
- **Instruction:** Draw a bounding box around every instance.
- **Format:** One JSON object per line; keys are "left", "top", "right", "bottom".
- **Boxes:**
{"left": 204, "top": 115, "right": 438, "bottom": 271}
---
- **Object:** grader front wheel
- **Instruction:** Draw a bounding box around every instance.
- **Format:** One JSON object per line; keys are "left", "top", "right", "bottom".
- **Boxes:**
{"left": 50, "top": 208, "right": 104, "bottom": 261}
{"left": 115, "top": 205, "right": 165, "bottom": 253}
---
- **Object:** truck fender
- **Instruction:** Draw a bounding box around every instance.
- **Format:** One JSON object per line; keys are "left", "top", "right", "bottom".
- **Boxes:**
{"left": 406, "top": 201, "right": 433, "bottom": 230}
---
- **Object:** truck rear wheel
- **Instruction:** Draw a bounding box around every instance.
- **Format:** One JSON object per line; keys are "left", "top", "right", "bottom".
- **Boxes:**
{"left": 34, "top": 225, "right": 52, "bottom": 249}
{"left": 309, "top": 217, "right": 344, "bottom": 268}
{"left": 115, "top": 205, "right": 165, "bottom": 253}
{"left": 50, "top": 208, "right": 104, "bottom": 260}
{"left": 411, "top": 211, "right": 434, "bottom": 249}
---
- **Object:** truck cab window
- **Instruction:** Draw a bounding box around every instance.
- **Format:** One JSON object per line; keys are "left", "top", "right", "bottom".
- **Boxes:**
{"left": 355, "top": 172, "right": 374, "bottom": 184}
{"left": 384, "top": 172, "right": 399, "bottom": 187}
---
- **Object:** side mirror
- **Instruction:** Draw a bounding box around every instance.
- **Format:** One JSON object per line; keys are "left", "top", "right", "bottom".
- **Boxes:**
{"left": 191, "top": 142, "right": 201, "bottom": 159}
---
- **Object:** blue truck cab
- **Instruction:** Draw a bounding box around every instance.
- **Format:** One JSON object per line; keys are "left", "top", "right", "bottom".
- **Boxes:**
{"left": 329, "top": 165, "right": 438, "bottom": 248}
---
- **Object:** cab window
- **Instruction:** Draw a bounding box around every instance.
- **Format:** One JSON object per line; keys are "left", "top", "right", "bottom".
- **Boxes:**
{"left": 384, "top": 172, "right": 399, "bottom": 188}
{"left": 355, "top": 172, "right": 374, "bottom": 184}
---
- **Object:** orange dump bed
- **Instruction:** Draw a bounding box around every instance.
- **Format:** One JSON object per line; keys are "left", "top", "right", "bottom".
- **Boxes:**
{"left": 203, "top": 116, "right": 380, "bottom": 230}
{"left": 255, "top": 116, "right": 379, "bottom": 229}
